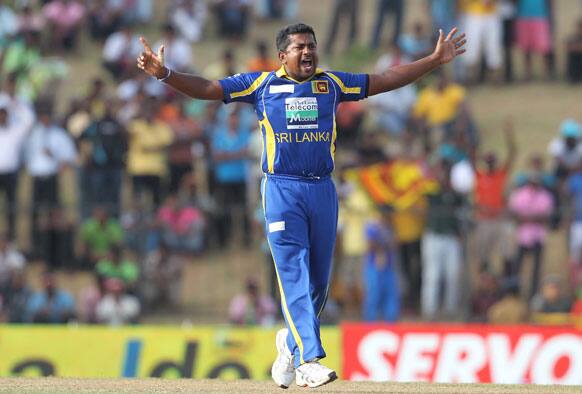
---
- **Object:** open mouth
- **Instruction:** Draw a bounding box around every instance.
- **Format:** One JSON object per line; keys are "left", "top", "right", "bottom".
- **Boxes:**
{"left": 301, "top": 59, "right": 313, "bottom": 72}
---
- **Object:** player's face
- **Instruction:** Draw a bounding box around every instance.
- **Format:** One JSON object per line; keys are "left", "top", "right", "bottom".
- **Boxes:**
{"left": 280, "top": 33, "right": 319, "bottom": 81}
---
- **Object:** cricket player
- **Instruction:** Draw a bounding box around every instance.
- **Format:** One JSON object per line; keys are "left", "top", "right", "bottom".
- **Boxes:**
{"left": 137, "top": 22, "right": 465, "bottom": 388}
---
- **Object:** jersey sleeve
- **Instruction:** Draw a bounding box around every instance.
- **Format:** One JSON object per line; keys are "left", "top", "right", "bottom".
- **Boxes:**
{"left": 219, "top": 71, "right": 270, "bottom": 104}
{"left": 326, "top": 71, "right": 369, "bottom": 102}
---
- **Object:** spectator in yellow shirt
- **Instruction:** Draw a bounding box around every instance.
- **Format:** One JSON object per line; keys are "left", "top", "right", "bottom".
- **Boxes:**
{"left": 127, "top": 99, "right": 173, "bottom": 206}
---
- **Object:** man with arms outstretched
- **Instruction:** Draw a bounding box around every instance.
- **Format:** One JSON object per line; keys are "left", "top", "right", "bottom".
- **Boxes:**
{"left": 137, "top": 23, "right": 465, "bottom": 388}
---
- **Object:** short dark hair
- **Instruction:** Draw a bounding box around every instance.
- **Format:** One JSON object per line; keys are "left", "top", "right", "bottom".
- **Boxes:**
{"left": 276, "top": 23, "right": 317, "bottom": 52}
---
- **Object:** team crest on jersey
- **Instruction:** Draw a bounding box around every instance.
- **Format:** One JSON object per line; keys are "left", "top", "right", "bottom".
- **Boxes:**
{"left": 312, "top": 80, "right": 329, "bottom": 94}
{"left": 285, "top": 97, "right": 318, "bottom": 129}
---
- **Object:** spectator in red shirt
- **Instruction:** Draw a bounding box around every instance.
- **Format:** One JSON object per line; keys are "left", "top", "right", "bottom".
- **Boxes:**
{"left": 474, "top": 118, "right": 516, "bottom": 275}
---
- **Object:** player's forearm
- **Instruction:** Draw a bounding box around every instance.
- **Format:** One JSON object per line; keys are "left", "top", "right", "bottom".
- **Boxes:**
{"left": 368, "top": 54, "right": 441, "bottom": 96}
{"left": 161, "top": 68, "right": 224, "bottom": 101}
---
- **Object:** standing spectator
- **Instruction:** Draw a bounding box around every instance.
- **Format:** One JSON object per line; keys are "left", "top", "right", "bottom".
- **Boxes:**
{"left": 0, "top": 269, "right": 31, "bottom": 323}
{"left": 515, "top": 0, "right": 553, "bottom": 81}
{"left": 102, "top": 24, "right": 141, "bottom": 81}
{"left": 474, "top": 118, "right": 516, "bottom": 274}
{"left": 428, "top": 0, "right": 457, "bottom": 37}
{"left": 167, "top": 103, "right": 202, "bottom": 193}
{"left": 508, "top": 173, "right": 554, "bottom": 300}
{"left": 79, "top": 101, "right": 128, "bottom": 218}
{"left": 169, "top": 0, "right": 208, "bottom": 44}
{"left": 566, "top": 18, "right": 582, "bottom": 83}
{"left": 459, "top": 0, "right": 502, "bottom": 83}
{"left": 38, "top": 206, "right": 76, "bottom": 270}
{"left": 15, "top": 5, "right": 46, "bottom": 36}
{"left": 499, "top": 0, "right": 518, "bottom": 83}
{"left": 140, "top": 241, "right": 184, "bottom": 310}
{"left": 212, "top": 0, "right": 252, "bottom": 40}
{"left": 0, "top": 95, "right": 34, "bottom": 239}
{"left": 79, "top": 206, "right": 124, "bottom": 268}
{"left": 127, "top": 100, "right": 174, "bottom": 207}
{"left": 0, "top": 235, "right": 26, "bottom": 288}
{"left": 23, "top": 105, "right": 77, "bottom": 254}
{"left": 398, "top": 21, "right": 432, "bottom": 61}
{"left": 211, "top": 107, "right": 251, "bottom": 247}
{"left": 246, "top": 41, "right": 279, "bottom": 72}
{"left": 87, "top": 0, "right": 123, "bottom": 40}
{"left": 565, "top": 166, "right": 582, "bottom": 290}
{"left": 530, "top": 275, "right": 572, "bottom": 313}
{"left": 154, "top": 24, "right": 192, "bottom": 72}
{"left": 42, "top": 0, "right": 86, "bottom": 51}
{"left": 96, "top": 277, "right": 141, "bottom": 325}
{"left": 0, "top": 4, "right": 18, "bottom": 47}
{"left": 548, "top": 119, "right": 582, "bottom": 180}
{"left": 370, "top": 0, "right": 404, "bottom": 49}
{"left": 1, "top": 32, "right": 41, "bottom": 83}
{"left": 362, "top": 206, "right": 400, "bottom": 322}
{"left": 26, "top": 271, "right": 76, "bottom": 323}
{"left": 324, "top": 0, "right": 359, "bottom": 55}
{"left": 228, "top": 277, "right": 277, "bottom": 326}
{"left": 421, "top": 161, "right": 465, "bottom": 320}
{"left": 156, "top": 194, "right": 206, "bottom": 254}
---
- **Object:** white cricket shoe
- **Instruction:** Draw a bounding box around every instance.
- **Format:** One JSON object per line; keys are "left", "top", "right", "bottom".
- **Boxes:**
{"left": 271, "top": 328, "right": 295, "bottom": 389}
{"left": 296, "top": 360, "right": 337, "bottom": 388}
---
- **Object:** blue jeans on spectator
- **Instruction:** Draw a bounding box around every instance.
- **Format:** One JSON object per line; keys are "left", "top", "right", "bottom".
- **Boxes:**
{"left": 363, "top": 263, "right": 400, "bottom": 321}
{"left": 370, "top": 0, "right": 404, "bottom": 48}
{"left": 81, "top": 167, "right": 123, "bottom": 219}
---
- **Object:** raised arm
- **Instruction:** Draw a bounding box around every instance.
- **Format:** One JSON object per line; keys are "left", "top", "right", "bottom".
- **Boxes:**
{"left": 368, "top": 28, "right": 466, "bottom": 96}
{"left": 136, "top": 37, "right": 223, "bottom": 101}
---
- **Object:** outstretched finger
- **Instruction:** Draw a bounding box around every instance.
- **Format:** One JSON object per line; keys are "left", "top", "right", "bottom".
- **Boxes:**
{"left": 438, "top": 29, "right": 444, "bottom": 44}
{"left": 157, "top": 45, "right": 165, "bottom": 66}
{"left": 453, "top": 33, "right": 466, "bottom": 44}
{"left": 456, "top": 48, "right": 466, "bottom": 56}
{"left": 445, "top": 27, "right": 458, "bottom": 42}
{"left": 140, "top": 36, "right": 153, "bottom": 54}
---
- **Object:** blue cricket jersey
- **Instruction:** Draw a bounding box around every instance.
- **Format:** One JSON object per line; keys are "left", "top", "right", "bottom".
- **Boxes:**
{"left": 219, "top": 66, "right": 369, "bottom": 178}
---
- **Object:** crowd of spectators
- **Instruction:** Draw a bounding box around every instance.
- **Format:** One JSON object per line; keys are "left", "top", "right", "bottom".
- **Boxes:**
{"left": 0, "top": 0, "right": 581, "bottom": 327}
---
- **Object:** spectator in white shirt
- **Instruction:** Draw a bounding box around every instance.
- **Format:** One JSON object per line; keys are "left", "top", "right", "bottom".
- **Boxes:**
{"left": 96, "top": 277, "right": 141, "bottom": 325}
{"left": 170, "top": 0, "right": 208, "bottom": 43}
{"left": 0, "top": 85, "right": 34, "bottom": 239}
{"left": 0, "top": 234, "right": 25, "bottom": 288}
{"left": 154, "top": 24, "right": 193, "bottom": 72}
{"left": 23, "top": 105, "right": 77, "bottom": 253}
{"left": 102, "top": 24, "right": 141, "bottom": 81}
{"left": 0, "top": 5, "right": 18, "bottom": 45}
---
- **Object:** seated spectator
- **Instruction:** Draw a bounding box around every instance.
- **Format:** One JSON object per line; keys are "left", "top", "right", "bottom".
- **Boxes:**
{"left": 335, "top": 101, "right": 366, "bottom": 146}
{"left": 170, "top": 0, "right": 208, "bottom": 43}
{"left": 42, "top": 0, "right": 86, "bottom": 51}
{"left": 548, "top": 119, "right": 582, "bottom": 180}
{"left": 566, "top": 18, "right": 582, "bottom": 83}
{"left": 87, "top": 0, "right": 123, "bottom": 40}
{"left": 121, "top": 195, "right": 156, "bottom": 256}
{"left": 204, "top": 48, "right": 239, "bottom": 80}
{"left": 362, "top": 205, "right": 400, "bottom": 322}
{"left": 487, "top": 280, "right": 528, "bottom": 324}
{"left": 140, "top": 241, "right": 184, "bottom": 310}
{"left": 25, "top": 271, "right": 76, "bottom": 323}
{"left": 96, "top": 277, "right": 141, "bottom": 325}
{"left": 470, "top": 271, "right": 502, "bottom": 322}
{"left": 154, "top": 24, "right": 192, "bottom": 72}
{"left": 398, "top": 21, "right": 431, "bottom": 60}
{"left": 16, "top": 5, "right": 46, "bottom": 36}
{"left": 508, "top": 173, "right": 554, "bottom": 300}
{"left": 96, "top": 245, "right": 139, "bottom": 291}
{"left": 157, "top": 194, "right": 205, "bottom": 254}
{"left": 0, "top": 234, "right": 25, "bottom": 287}
{"left": 0, "top": 4, "right": 18, "bottom": 47}
{"left": 565, "top": 166, "right": 582, "bottom": 290}
{"left": 571, "top": 287, "right": 582, "bottom": 315}
{"left": 78, "top": 272, "right": 106, "bottom": 324}
{"left": 102, "top": 24, "right": 141, "bottom": 81}
{"left": 530, "top": 275, "right": 572, "bottom": 313}
{"left": 1, "top": 32, "right": 41, "bottom": 80}
{"left": 38, "top": 206, "right": 76, "bottom": 270}
{"left": 246, "top": 40, "right": 279, "bottom": 72}
{"left": 212, "top": 0, "right": 251, "bottom": 40}
{"left": 228, "top": 278, "right": 276, "bottom": 326}
{"left": 0, "top": 269, "right": 31, "bottom": 323}
{"left": 79, "top": 206, "right": 124, "bottom": 268}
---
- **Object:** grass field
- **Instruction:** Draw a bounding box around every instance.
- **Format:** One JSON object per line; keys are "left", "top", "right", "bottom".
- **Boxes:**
{"left": 0, "top": 378, "right": 581, "bottom": 394}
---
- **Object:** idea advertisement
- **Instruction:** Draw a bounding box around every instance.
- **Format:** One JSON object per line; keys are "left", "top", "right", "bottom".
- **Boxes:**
{"left": 342, "top": 324, "right": 582, "bottom": 385}
{"left": 0, "top": 325, "right": 340, "bottom": 379}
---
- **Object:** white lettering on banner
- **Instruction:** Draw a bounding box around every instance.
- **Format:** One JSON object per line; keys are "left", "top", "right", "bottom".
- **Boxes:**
{"left": 531, "top": 335, "right": 582, "bottom": 385}
{"left": 488, "top": 334, "right": 542, "bottom": 384}
{"left": 394, "top": 334, "right": 438, "bottom": 382}
{"left": 434, "top": 334, "right": 486, "bottom": 383}
{"left": 345, "top": 328, "right": 582, "bottom": 385}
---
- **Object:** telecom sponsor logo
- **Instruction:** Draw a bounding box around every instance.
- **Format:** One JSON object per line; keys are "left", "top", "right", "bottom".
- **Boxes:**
{"left": 285, "top": 97, "right": 318, "bottom": 129}
{"left": 342, "top": 324, "right": 582, "bottom": 385}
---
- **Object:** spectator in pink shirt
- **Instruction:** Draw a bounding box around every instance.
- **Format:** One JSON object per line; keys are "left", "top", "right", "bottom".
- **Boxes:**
{"left": 508, "top": 173, "right": 554, "bottom": 300}
{"left": 42, "top": 0, "right": 86, "bottom": 51}
{"left": 157, "top": 194, "right": 205, "bottom": 254}
{"left": 228, "top": 278, "right": 277, "bottom": 326}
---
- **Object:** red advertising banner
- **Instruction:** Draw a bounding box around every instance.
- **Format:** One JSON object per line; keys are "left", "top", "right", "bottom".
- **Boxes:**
{"left": 342, "top": 324, "right": 582, "bottom": 385}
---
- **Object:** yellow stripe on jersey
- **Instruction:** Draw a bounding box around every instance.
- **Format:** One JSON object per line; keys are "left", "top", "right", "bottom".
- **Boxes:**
{"left": 262, "top": 111, "right": 276, "bottom": 173}
{"left": 230, "top": 72, "right": 270, "bottom": 99}
{"left": 326, "top": 72, "right": 361, "bottom": 95}
{"left": 330, "top": 114, "right": 337, "bottom": 163}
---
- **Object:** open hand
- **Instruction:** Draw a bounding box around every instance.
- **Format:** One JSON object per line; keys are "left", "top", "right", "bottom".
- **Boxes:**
{"left": 137, "top": 37, "right": 166, "bottom": 79}
{"left": 432, "top": 27, "right": 466, "bottom": 65}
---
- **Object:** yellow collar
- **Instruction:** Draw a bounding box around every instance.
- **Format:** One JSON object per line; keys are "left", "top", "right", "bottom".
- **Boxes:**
{"left": 275, "top": 66, "right": 325, "bottom": 83}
